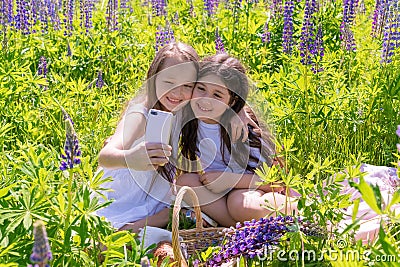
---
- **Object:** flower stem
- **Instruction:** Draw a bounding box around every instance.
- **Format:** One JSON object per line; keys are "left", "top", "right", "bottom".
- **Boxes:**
{"left": 64, "top": 169, "right": 74, "bottom": 240}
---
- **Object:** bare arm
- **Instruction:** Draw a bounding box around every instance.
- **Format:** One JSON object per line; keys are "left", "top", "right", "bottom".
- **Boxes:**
{"left": 199, "top": 171, "right": 283, "bottom": 194}
{"left": 98, "top": 111, "right": 171, "bottom": 170}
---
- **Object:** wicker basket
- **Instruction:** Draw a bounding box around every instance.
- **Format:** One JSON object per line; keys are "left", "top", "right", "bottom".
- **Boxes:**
{"left": 172, "top": 186, "right": 226, "bottom": 266}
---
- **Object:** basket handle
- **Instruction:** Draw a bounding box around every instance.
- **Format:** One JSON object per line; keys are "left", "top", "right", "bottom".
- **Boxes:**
{"left": 172, "top": 186, "right": 203, "bottom": 266}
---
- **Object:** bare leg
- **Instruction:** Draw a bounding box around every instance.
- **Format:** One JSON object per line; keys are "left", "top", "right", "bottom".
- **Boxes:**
{"left": 227, "top": 189, "right": 298, "bottom": 222}
{"left": 119, "top": 207, "right": 170, "bottom": 233}
{"left": 176, "top": 173, "right": 237, "bottom": 227}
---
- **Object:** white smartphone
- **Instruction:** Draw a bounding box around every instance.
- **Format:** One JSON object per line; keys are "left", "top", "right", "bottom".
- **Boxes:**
{"left": 145, "top": 109, "right": 173, "bottom": 144}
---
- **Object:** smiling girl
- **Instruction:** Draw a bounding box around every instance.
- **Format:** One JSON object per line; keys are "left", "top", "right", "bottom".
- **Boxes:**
{"left": 176, "top": 54, "right": 295, "bottom": 226}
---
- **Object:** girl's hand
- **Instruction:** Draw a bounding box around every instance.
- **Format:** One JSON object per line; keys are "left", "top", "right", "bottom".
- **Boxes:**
{"left": 199, "top": 172, "right": 239, "bottom": 194}
{"left": 125, "top": 141, "right": 172, "bottom": 171}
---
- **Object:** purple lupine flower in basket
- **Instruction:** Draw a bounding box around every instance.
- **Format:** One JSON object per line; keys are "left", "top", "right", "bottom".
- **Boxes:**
{"left": 206, "top": 216, "right": 326, "bottom": 265}
{"left": 28, "top": 220, "right": 52, "bottom": 267}
{"left": 60, "top": 109, "right": 81, "bottom": 171}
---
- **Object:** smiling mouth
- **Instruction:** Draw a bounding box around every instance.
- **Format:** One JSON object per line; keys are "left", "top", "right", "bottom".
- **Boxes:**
{"left": 167, "top": 96, "right": 182, "bottom": 104}
{"left": 197, "top": 103, "right": 212, "bottom": 112}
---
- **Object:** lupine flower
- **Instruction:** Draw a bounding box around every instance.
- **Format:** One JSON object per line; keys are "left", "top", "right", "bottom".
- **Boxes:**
{"left": 66, "top": 42, "right": 72, "bottom": 56}
{"left": 84, "top": 0, "right": 94, "bottom": 32}
{"left": 15, "top": 0, "right": 30, "bottom": 34}
{"left": 299, "top": 0, "right": 317, "bottom": 65}
{"left": 270, "top": 0, "right": 283, "bottom": 17}
{"left": 0, "top": 0, "right": 13, "bottom": 27}
{"left": 60, "top": 109, "right": 81, "bottom": 171}
{"left": 261, "top": 21, "right": 271, "bottom": 43}
{"left": 380, "top": 0, "right": 398, "bottom": 63}
{"left": 106, "top": 0, "right": 118, "bottom": 31}
{"left": 37, "top": 56, "right": 48, "bottom": 90}
{"left": 28, "top": 220, "right": 52, "bottom": 267}
{"left": 172, "top": 11, "right": 179, "bottom": 24}
{"left": 396, "top": 125, "right": 400, "bottom": 138}
{"left": 204, "top": 0, "right": 219, "bottom": 17}
{"left": 155, "top": 23, "right": 175, "bottom": 52}
{"left": 215, "top": 28, "right": 225, "bottom": 54}
{"left": 37, "top": 56, "right": 47, "bottom": 77}
{"left": 151, "top": 0, "right": 167, "bottom": 17}
{"left": 340, "top": 0, "right": 359, "bottom": 51}
{"left": 96, "top": 70, "right": 104, "bottom": 88}
{"left": 188, "top": 0, "right": 195, "bottom": 17}
{"left": 371, "top": 0, "right": 384, "bottom": 37}
{"left": 282, "top": 0, "right": 295, "bottom": 54}
{"left": 207, "top": 216, "right": 326, "bottom": 266}
{"left": 140, "top": 256, "right": 150, "bottom": 267}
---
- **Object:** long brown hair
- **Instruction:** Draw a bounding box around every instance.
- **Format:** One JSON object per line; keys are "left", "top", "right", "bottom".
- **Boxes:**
{"left": 145, "top": 42, "right": 200, "bottom": 111}
{"left": 180, "top": 54, "right": 276, "bottom": 173}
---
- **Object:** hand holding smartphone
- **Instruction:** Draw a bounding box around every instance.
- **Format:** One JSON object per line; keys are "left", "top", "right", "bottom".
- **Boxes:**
{"left": 145, "top": 109, "right": 173, "bottom": 145}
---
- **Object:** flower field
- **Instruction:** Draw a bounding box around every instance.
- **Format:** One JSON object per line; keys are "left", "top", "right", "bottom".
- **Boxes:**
{"left": 0, "top": 0, "right": 400, "bottom": 265}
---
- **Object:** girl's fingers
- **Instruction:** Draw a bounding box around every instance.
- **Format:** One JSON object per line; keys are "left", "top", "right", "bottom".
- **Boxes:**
{"left": 146, "top": 148, "right": 171, "bottom": 158}
{"left": 145, "top": 142, "right": 172, "bottom": 151}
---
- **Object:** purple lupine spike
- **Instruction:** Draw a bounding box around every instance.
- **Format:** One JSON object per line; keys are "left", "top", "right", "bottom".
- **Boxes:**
{"left": 1, "top": 0, "right": 13, "bottom": 27}
{"left": 84, "top": 0, "right": 94, "bottom": 32}
{"left": 380, "top": 0, "right": 397, "bottom": 63}
{"left": 29, "top": 220, "right": 52, "bottom": 267}
{"left": 371, "top": 0, "right": 383, "bottom": 37}
{"left": 63, "top": 0, "right": 74, "bottom": 36}
{"left": 299, "top": 0, "right": 318, "bottom": 65}
{"left": 60, "top": 109, "right": 81, "bottom": 171}
{"left": 106, "top": 0, "right": 119, "bottom": 31}
{"left": 270, "top": 0, "right": 283, "bottom": 17}
{"left": 396, "top": 125, "right": 400, "bottom": 138}
{"left": 154, "top": 23, "right": 174, "bottom": 52}
{"left": 96, "top": 70, "right": 104, "bottom": 88}
{"left": 37, "top": 56, "right": 47, "bottom": 77}
{"left": 282, "top": 0, "right": 295, "bottom": 54}
{"left": 261, "top": 21, "right": 271, "bottom": 43}
{"left": 215, "top": 28, "right": 225, "bottom": 54}
{"left": 151, "top": 0, "right": 167, "bottom": 17}
{"left": 204, "top": 0, "right": 219, "bottom": 17}
{"left": 66, "top": 42, "right": 71, "bottom": 56}
{"left": 37, "top": 56, "right": 48, "bottom": 90}
{"left": 15, "top": 0, "right": 31, "bottom": 34}
{"left": 340, "top": 0, "right": 359, "bottom": 51}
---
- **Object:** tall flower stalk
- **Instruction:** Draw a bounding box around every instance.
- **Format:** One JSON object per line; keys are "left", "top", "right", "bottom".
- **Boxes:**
{"left": 282, "top": 0, "right": 295, "bottom": 54}
{"left": 29, "top": 220, "right": 52, "bottom": 267}
{"left": 60, "top": 109, "right": 81, "bottom": 241}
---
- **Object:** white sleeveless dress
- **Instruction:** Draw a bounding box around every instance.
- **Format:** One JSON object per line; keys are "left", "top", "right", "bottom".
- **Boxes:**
{"left": 95, "top": 103, "right": 175, "bottom": 229}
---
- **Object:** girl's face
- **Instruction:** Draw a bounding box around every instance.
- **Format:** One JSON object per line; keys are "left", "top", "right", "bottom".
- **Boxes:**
{"left": 155, "top": 58, "right": 197, "bottom": 112}
{"left": 190, "top": 74, "right": 231, "bottom": 124}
